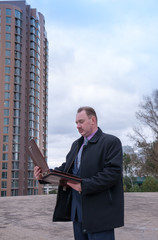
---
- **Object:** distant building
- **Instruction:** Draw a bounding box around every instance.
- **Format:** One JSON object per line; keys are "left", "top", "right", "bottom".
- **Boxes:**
{"left": 0, "top": 1, "right": 48, "bottom": 196}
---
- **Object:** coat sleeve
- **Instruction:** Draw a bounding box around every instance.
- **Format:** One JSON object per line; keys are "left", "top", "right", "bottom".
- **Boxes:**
{"left": 81, "top": 137, "right": 123, "bottom": 195}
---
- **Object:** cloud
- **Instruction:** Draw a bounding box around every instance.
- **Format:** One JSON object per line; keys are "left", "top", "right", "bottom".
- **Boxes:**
{"left": 24, "top": 0, "right": 158, "bottom": 166}
{"left": 47, "top": 21, "right": 158, "bottom": 163}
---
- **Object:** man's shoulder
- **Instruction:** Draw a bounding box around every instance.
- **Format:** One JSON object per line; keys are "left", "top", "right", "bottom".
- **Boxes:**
{"left": 101, "top": 131, "right": 122, "bottom": 145}
{"left": 72, "top": 136, "right": 83, "bottom": 146}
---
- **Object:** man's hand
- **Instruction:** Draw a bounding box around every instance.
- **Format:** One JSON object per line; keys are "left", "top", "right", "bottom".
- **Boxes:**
{"left": 67, "top": 181, "right": 82, "bottom": 193}
{"left": 34, "top": 166, "right": 42, "bottom": 180}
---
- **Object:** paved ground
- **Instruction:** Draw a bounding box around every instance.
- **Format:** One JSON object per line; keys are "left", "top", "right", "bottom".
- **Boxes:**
{"left": 0, "top": 193, "right": 158, "bottom": 240}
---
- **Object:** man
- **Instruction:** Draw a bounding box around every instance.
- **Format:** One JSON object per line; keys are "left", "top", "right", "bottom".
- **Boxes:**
{"left": 34, "top": 106, "right": 124, "bottom": 240}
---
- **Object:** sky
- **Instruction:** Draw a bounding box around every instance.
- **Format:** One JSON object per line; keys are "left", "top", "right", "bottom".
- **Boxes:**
{"left": 26, "top": 0, "right": 158, "bottom": 168}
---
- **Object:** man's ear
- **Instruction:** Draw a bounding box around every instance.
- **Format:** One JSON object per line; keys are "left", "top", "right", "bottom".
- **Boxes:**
{"left": 91, "top": 116, "right": 96, "bottom": 124}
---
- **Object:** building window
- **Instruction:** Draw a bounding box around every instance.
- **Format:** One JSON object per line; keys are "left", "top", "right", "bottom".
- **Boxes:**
{"left": 4, "top": 109, "right": 9, "bottom": 116}
{"left": 15, "top": 60, "right": 21, "bottom": 68}
{"left": 30, "top": 88, "right": 35, "bottom": 96}
{"left": 14, "top": 76, "right": 21, "bottom": 83}
{"left": 5, "top": 67, "right": 10, "bottom": 74}
{"left": 12, "top": 161, "right": 19, "bottom": 170}
{"left": 36, "top": 52, "right": 40, "bottom": 61}
{"left": 13, "top": 135, "right": 20, "bottom": 143}
{"left": 29, "top": 120, "right": 34, "bottom": 128}
{"left": 29, "top": 112, "right": 34, "bottom": 120}
{"left": 36, "top": 29, "right": 40, "bottom": 38}
{"left": 4, "top": 75, "right": 10, "bottom": 82}
{"left": 1, "top": 191, "right": 7, "bottom": 197}
{"left": 6, "top": 33, "right": 11, "bottom": 40}
{"left": 30, "top": 41, "right": 35, "bottom": 49}
{"left": 2, "top": 162, "right": 8, "bottom": 170}
{"left": 30, "top": 80, "right": 35, "bottom": 88}
{"left": 1, "top": 181, "right": 7, "bottom": 189}
{"left": 29, "top": 129, "right": 34, "bottom": 137}
{"left": 6, "top": 8, "right": 11, "bottom": 15}
{"left": 28, "top": 171, "right": 34, "bottom": 178}
{"left": 15, "top": 43, "right": 21, "bottom": 51}
{"left": 30, "top": 26, "right": 36, "bottom": 34}
{"left": 35, "top": 121, "right": 39, "bottom": 130}
{"left": 11, "top": 189, "right": 18, "bottom": 196}
{"left": 3, "top": 135, "right": 9, "bottom": 142}
{"left": 15, "top": 35, "right": 21, "bottom": 43}
{"left": 15, "top": 9, "right": 22, "bottom": 19}
{"left": 14, "top": 109, "right": 20, "bottom": 117}
{"left": 15, "top": 68, "right": 21, "bottom": 75}
{"left": 14, "top": 84, "right": 21, "bottom": 92}
{"left": 4, "top": 100, "right": 10, "bottom": 107}
{"left": 36, "top": 76, "right": 40, "bottom": 83}
{"left": 30, "top": 50, "right": 35, "bottom": 57}
{"left": 28, "top": 180, "right": 33, "bottom": 187}
{"left": 30, "top": 17, "right": 36, "bottom": 26}
{"left": 6, "top": 42, "right": 11, "bottom": 48}
{"left": 29, "top": 96, "right": 35, "bottom": 104}
{"left": 4, "top": 92, "right": 10, "bottom": 99}
{"left": 15, "top": 27, "right": 22, "bottom": 35}
{"left": 36, "top": 21, "right": 40, "bottom": 30}
{"left": 30, "top": 73, "right": 35, "bottom": 80}
{"left": 4, "top": 118, "right": 9, "bottom": 125}
{"left": 15, "top": 51, "right": 21, "bottom": 59}
{"left": 6, "top": 25, "right": 11, "bottom": 32}
{"left": 14, "top": 92, "right": 21, "bottom": 100}
{"left": 30, "top": 34, "right": 36, "bottom": 42}
{"left": 4, "top": 83, "right": 10, "bottom": 90}
{"left": 3, "top": 144, "right": 8, "bottom": 151}
{"left": 35, "top": 83, "right": 40, "bottom": 91}
{"left": 2, "top": 172, "right": 7, "bottom": 179}
{"left": 3, "top": 127, "right": 9, "bottom": 134}
{"left": 6, "top": 16, "right": 11, "bottom": 24}
{"left": 13, "top": 118, "right": 20, "bottom": 126}
{"left": 12, "top": 153, "right": 19, "bottom": 161}
{"left": 2, "top": 153, "right": 8, "bottom": 160}
{"left": 35, "top": 99, "right": 40, "bottom": 107}
{"left": 13, "top": 126, "right": 20, "bottom": 134}
{"left": 5, "top": 50, "right": 11, "bottom": 57}
{"left": 30, "top": 65, "right": 35, "bottom": 72}
{"left": 12, "top": 171, "right": 19, "bottom": 178}
{"left": 13, "top": 143, "right": 20, "bottom": 152}
{"left": 5, "top": 58, "right": 11, "bottom": 65}
{"left": 14, "top": 101, "right": 20, "bottom": 109}
{"left": 28, "top": 189, "right": 33, "bottom": 195}
{"left": 15, "top": 19, "right": 22, "bottom": 27}
{"left": 34, "top": 189, "right": 38, "bottom": 195}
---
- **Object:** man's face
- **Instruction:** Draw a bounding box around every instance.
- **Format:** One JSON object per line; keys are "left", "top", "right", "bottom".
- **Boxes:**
{"left": 76, "top": 110, "right": 96, "bottom": 137}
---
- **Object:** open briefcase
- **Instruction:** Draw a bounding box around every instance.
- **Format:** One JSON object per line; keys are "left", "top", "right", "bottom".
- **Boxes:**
{"left": 27, "top": 139, "right": 82, "bottom": 185}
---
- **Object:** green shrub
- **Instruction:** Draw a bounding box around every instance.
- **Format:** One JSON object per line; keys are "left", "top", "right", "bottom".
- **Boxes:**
{"left": 129, "top": 184, "right": 141, "bottom": 192}
{"left": 141, "top": 176, "right": 158, "bottom": 192}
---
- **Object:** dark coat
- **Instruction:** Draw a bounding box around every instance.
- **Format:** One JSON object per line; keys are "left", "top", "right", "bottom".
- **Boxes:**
{"left": 53, "top": 127, "right": 124, "bottom": 233}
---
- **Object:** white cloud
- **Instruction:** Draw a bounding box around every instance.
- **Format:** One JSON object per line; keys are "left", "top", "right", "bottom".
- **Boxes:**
{"left": 42, "top": 2, "right": 158, "bottom": 166}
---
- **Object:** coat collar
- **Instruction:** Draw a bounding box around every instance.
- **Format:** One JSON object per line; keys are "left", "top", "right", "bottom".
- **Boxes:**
{"left": 78, "top": 127, "right": 103, "bottom": 145}
{"left": 88, "top": 127, "right": 102, "bottom": 143}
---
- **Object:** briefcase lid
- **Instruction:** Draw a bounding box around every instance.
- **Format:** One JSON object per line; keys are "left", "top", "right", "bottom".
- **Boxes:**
{"left": 27, "top": 139, "right": 49, "bottom": 173}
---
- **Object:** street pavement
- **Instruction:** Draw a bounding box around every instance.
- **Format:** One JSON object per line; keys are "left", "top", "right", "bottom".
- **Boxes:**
{"left": 0, "top": 192, "right": 158, "bottom": 240}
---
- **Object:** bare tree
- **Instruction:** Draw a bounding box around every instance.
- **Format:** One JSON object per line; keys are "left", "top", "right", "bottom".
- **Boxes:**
{"left": 129, "top": 90, "right": 158, "bottom": 176}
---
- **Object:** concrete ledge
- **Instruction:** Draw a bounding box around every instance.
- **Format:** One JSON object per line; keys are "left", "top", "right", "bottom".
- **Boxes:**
{"left": 0, "top": 193, "right": 158, "bottom": 240}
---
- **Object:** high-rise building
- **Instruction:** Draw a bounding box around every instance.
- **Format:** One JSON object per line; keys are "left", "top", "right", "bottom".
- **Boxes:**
{"left": 0, "top": 1, "right": 48, "bottom": 196}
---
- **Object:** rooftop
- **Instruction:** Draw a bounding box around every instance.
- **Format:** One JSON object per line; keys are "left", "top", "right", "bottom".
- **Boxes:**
{"left": 0, "top": 193, "right": 158, "bottom": 240}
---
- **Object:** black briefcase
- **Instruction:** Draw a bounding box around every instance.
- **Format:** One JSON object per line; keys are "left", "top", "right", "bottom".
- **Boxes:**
{"left": 53, "top": 185, "right": 72, "bottom": 222}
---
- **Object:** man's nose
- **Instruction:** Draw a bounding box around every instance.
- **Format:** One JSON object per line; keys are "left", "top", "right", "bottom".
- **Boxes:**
{"left": 77, "top": 123, "right": 81, "bottom": 128}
